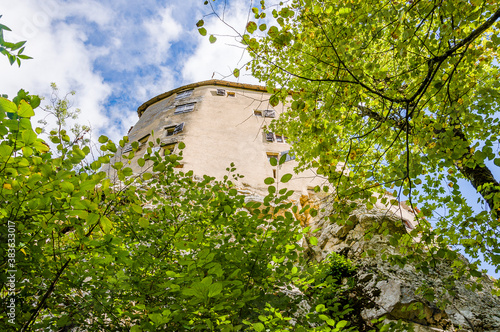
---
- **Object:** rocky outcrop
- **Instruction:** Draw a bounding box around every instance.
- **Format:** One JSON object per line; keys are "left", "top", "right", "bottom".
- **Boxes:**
{"left": 296, "top": 193, "right": 500, "bottom": 332}
{"left": 241, "top": 187, "right": 500, "bottom": 331}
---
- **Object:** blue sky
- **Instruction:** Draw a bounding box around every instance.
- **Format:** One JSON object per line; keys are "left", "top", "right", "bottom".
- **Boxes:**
{"left": 0, "top": 0, "right": 258, "bottom": 141}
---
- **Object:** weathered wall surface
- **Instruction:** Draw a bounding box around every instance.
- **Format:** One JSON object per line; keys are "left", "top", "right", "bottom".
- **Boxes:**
{"left": 118, "top": 80, "right": 324, "bottom": 195}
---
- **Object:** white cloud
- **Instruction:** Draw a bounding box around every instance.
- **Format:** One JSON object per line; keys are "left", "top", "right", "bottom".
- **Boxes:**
{"left": 0, "top": 1, "right": 112, "bottom": 136}
{"left": 181, "top": 0, "right": 260, "bottom": 85}
{"left": 144, "top": 6, "right": 183, "bottom": 63}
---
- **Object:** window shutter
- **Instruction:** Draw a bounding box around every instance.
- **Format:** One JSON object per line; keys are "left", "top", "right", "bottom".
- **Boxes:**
{"left": 173, "top": 122, "right": 184, "bottom": 134}
{"left": 266, "top": 132, "right": 275, "bottom": 142}
{"left": 122, "top": 144, "right": 132, "bottom": 153}
{"left": 264, "top": 110, "right": 276, "bottom": 118}
{"left": 217, "top": 89, "right": 226, "bottom": 96}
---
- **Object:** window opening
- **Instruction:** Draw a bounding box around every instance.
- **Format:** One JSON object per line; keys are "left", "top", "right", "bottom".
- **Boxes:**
{"left": 138, "top": 134, "right": 150, "bottom": 145}
{"left": 162, "top": 143, "right": 176, "bottom": 156}
{"left": 273, "top": 169, "right": 277, "bottom": 178}
{"left": 266, "top": 132, "right": 275, "bottom": 142}
{"left": 227, "top": 91, "right": 235, "bottom": 97}
{"left": 165, "top": 123, "right": 185, "bottom": 136}
{"left": 174, "top": 103, "right": 195, "bottom": 115}
{"left": 267, "top": 152, "right": 279, "bottom": 163}
{"left": 263, "top": 110, "right": 276, "bottom": 118}
{"left": 254, "top": 110, "right": 263, "bottom": 117}
{"left": 175, "top": 90, "right": 193, "bottom": 100}
{"left": 280, "top": 150, "right": 296, "bottom": 162}
{"left": 122, "top": 144, "right": 132, "bottom": 153}
{"left": 217, "top": 88, "right": 226, "bottom": 96}
{"left": 276, "top": 135, "right": 284, "bottom": 143}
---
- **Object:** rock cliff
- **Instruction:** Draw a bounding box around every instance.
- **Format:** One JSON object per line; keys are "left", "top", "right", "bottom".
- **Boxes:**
{"left": 243, "top": 188, "right": 500, "bottom": 331}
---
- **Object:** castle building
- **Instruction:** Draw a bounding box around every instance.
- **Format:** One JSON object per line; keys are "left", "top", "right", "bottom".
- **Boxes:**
{"left": 118, "top": 80, "right": 324, "bottom": 195}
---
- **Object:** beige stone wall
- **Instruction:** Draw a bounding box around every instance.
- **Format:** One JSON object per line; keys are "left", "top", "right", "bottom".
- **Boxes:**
{"left": 117, "top": 80, "right": 325, "bottom": 195}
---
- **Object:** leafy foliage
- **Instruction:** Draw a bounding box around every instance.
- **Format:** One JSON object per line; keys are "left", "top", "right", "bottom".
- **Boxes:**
{"left": 201, "top": 0, "right": 500, "bottom": 288}
{"left": 0, "top": 15, "right": 32, "bottom": 67}
{"left": 0, "top": 88, "right": 357, "bottom": 331}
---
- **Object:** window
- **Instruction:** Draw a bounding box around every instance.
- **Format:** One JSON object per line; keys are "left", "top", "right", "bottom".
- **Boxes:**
{"left": 216, "top": 88, "right": 226, "bottom": 96}
{"left": 175, "top": 90, "right": 193, "bottom": 100}
{"left": 227, "top": 91, "right": 235, "bottom": 97}
{"left": 263, "top": 110, "right": 276, "bottom": 118}
{"left": 174, "top": 103, "right": 195, "bottom": 115}
{"left": 265, "top": 132, "right": 287, "bottom": 143}
{"left": 162, "top": 143, "right": 176, "bottom": 156}
{"left": 255, "top": 109, "right": 275, "bottom": 118}
{"left": 266, "top": 152, "right": 279, "bottom": 163}
{"left": 165, "top": 123, "right": 184, "bottom": 136}
{"left": 122, "top": 144, "right": 132, "bottom": 153}
{"left": 138, "top": 134, "right": 150, "bottom": 145}
{"left": 280, "top": 150, "right": 296, "bottom": 162}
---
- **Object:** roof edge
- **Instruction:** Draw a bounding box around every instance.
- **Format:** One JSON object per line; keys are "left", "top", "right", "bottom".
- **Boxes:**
{"left": 137, "top": 79, "right": 269, "bottom": 117}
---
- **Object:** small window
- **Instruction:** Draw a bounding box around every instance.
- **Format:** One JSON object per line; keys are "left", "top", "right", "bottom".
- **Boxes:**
{"left": 255, "top": 110, "right": 275, "bottom": 118}
{"left": 217, "top": 88, "right": 226, "bottom": 96}
{"left": 266, "top": 132, "right": 275, "bottom": 142}
{"left": 165, "top": 123, "right": 185, "bottom": 136}
{"left": 272, "top": 169, "right": 277, "bottom": 178}
{"left": 267, "top": 152, "right": 279, "bottom": 163}
{"left": 280, "top": 150, "right": 296, "bottom": 162}
{"left": 138, "top": 134, "right": 150, "bottom": 145}
{"left": 165, "top": 127, "right": 175, "bottom": 136}
{"left": 227, "top": 91, "right": 235, "bottom": 97}
{"left": 276, "top": 135, "right": 284, "bottom": 143}
{"left": 263, "top": 110, "right": 276, "bottom": 118}
{"left": 175, "top": 90, "right": 193, "bottom": 100}
{"left": 162, "top": 143, "right": 176, "bottom": 156}
{"left": 122, "top": 144, "right": 132, "bottom": 153}
{"left": 174, "top": 103, "right": 195, "bottom": 115}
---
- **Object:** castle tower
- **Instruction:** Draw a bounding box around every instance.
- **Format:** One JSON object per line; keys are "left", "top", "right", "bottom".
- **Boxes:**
{"left": 118, "top": 80, "right": 323, "bottom": 195}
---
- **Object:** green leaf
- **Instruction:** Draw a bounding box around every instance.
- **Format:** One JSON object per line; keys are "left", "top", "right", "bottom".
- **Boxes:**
{"left": 198, "top": 27, "right": 207, "bottom": 36}
{"left": 259, "top": 23, "right": 267, "bottom": 31}
{"left": 100, "top": 216, "right": 112, "bottom": 234}
{"left": 280, "top": 173, "right": 292, "bottom": 183}
{"left": 60, "top": 181, "right": 75, "bottom": 193}
{"left": 209, "top": 35, "right": 217, "bottom": 43}
{"left": 233, "top": 68, "right": 240, "bottom": 78}
{"left": 178, "top": 141, "right": 185, "bottom": 149}
{"left": 264, "top": 177, "right": 275, "bottom": 185}
{"left": 22, "top": 130, "right": 37, "bottom": 145}
{"left": 246, "top": 21, "right": 257, "bottom": 34}
{"left": 137, "top": 158, "right": 145, "bottom": 167}
{"left": 269, "top": 94, "right": 279, "bottom": 107}
{"left": 253, "top": 323, "right": 265, "bottom": 332}
{"left": 18, "top": 100, "right": 34, "bottom": 117}
{"left": 208, "top": 283, "right": 222, "bottom": 297}
{"left": 196, "top": 19, "right": 204, "bottom": 27}
{"left": 309, "top": 236, "right": 318, "bottom": 246}
{"left": 139, "top": 217, "right": 149, "bottom": 228}
{"left": 98, "top": 135, "right": 108, "bottom": 143}
{"left": 0, "top": 97, "right": 17, "bottom": 114}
